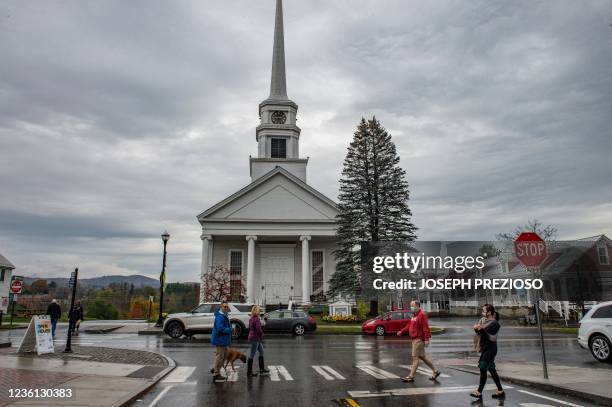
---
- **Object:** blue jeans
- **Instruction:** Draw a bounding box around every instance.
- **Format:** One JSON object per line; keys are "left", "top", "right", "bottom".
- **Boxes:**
{"left": 51, "top": 318, "right": 58, "bottom": 338}
{"left": 249, "top": 341, "right": 264, "bottom": 359}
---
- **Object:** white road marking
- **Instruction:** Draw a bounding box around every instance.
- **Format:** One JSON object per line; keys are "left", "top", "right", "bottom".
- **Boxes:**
{"left": 518, "top": 390, "right": 584, "bottom": 407}
{"left": 349, "top": 384, "right": 512, "bottom": 398}
{"left": 268, "top": 365, "right": 294, "bottom": 381}
{"left": 356, "top": 365, "right": 400, "bottom": 379}
{"left": 162, "top": 366, "right": 196, "bottom": 383}
{"left": 148, "top": 384, "right": 173, "bottom": 407}
{"left": 226, "top": 368, "right": 239, "bottom": 382}
{"left": 312, "top": 365, "right": 345, "bottom": 380}
{"left": 397, "top": 365, "right": 451, "bottom": 378}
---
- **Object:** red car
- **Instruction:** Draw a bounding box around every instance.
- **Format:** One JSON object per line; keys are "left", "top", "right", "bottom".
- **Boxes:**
{"left": 362, "top": 310, "right": 413, "bottom": 336}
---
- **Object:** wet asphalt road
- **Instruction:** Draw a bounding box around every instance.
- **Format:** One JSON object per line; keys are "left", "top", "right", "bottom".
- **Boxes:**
{"left": 2, "top": 320, "right": 609, "bottom": 407}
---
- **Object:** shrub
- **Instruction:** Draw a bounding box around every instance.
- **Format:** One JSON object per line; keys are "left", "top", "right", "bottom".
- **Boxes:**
{"left": 86, "top": 300, "right": 119, "bottom": 320}
{"left": 322, "top": 314, "right": 365, "bottom": 323}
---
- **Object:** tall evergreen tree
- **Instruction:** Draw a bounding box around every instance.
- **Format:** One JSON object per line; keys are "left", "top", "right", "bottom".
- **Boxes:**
{"left": 329, "top": 117, "right": 417, "bottom": 297}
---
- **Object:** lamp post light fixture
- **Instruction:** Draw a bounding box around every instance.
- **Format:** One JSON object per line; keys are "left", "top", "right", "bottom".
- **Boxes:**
{"left": 155, "top": 231, "right": 170, "bottom": 327}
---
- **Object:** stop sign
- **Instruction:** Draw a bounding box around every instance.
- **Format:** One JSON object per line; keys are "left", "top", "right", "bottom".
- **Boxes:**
{"left": 514, "top": 232, "right": 548, "bottom": 268}
{"left": 10, "top": 280, "right": 23, "bottom": 294}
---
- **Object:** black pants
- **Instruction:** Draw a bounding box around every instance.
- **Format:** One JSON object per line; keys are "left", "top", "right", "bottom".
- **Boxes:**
{"left": 478, "top": 366, "right": 503, "bottom": 392}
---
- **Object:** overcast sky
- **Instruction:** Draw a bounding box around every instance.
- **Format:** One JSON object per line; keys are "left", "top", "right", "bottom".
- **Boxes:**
{"left": 1, "top": 1, "right": 611, "bottom": 282}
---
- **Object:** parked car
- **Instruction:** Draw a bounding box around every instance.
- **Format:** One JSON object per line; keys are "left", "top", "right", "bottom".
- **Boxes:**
{"left": 578, "top": 301, "right": 612, "bottom": 363}
{"left": 262, "top": 309, "right": 317, "bottom": 335}
{"left": 163, "top": 302, "right": 256, "bottom": 340}
{"left": 362, "top": 310, "right": 413, "bottom": 336}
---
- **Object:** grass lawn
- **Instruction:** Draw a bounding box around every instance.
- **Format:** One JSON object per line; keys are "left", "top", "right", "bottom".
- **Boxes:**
{"left": 544, "top": 327, "right": 579, "bottom": 335}
{"left": 314, "top": 323, "right": 444, "bottom": 335}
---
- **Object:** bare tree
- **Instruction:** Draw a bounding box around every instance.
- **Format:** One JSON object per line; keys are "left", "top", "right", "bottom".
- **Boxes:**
{"left": 202, "top": 264, "right": 246, "bottom": 302}
{"left": 496, "top": 219, "right": 557, "bottom": 242}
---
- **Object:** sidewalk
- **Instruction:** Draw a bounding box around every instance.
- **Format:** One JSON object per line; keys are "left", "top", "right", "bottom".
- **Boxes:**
{"left": 448, "top": 360, "right": 612, "bottom": 405}
{"left": 0, "top": 345, "right": 174, "bottom": 406}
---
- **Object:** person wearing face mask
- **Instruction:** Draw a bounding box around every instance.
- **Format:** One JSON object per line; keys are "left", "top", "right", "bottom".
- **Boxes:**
{"left": 397, "top": 300, "right": 441, "bottom": 383}
{"left": 470, "top": 303, "right": 504, "bottom": 400}
{"left": 211, "top": 301, "right": 233, "bottom": 382}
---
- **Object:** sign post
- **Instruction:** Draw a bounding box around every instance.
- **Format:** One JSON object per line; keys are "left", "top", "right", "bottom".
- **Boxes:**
{"left": 514, "top": 232, "right": 549, "bottom": 379}
{"left": 64, "top": 268, "right": 78, "bottom": 353}
{"left": 9, "top": 277, "right": 24, "bottom": 327}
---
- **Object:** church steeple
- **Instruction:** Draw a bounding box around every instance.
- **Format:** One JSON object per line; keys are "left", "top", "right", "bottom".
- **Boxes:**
{"left": 251, "top": 0, "right": 308, "bottom": 183}
{"left": 269, "top": 0, "right": 288, "bottom": 100}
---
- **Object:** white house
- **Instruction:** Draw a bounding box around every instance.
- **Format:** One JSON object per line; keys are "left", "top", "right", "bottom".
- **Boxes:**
{"left": 0, "top": 253, "right": 15, "bottom": 314}
{"left": 197, "top": 0, "right": 339, "bottom": 306}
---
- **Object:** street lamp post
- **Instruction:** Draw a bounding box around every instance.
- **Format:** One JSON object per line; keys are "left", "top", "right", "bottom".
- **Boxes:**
{"left": 155, "top": 231, "right": 170, "bottom": 327}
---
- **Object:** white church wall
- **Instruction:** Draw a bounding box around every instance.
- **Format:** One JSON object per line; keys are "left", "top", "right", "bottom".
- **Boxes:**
{"left": 251, "top": 161, "right": 307, "bottom": 183}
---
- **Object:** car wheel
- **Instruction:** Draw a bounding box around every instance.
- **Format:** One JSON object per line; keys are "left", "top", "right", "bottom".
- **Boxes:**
{"left": 231, "top": 321, "right": 243, "bottom": 340}
{"left": 375, "top": 325, "right": 385, "bottom": 336}
{"left": 293, "top": 323, "right": 306, "bottom": 336}
{"left": 165, "top": 321, "right": 184, "bottom": 339}
{"left": 590, "top": 334, "right": 611, "bottom": 362}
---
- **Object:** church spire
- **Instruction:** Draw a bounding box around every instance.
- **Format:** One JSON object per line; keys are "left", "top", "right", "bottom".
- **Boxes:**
{"left": 269, "top": 0, "right": 287, "bottom": 100}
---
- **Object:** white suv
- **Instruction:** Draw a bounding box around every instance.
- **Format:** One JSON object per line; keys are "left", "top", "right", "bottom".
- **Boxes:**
{"left": 163, "top": 302, "right": 256, "bottom": 340}
{"left": 578, "top": 301, "right": 612, "bottom": 363}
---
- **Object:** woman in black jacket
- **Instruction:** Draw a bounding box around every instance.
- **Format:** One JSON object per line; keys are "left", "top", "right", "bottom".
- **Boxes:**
{"left": 470, "top": 304, "right": 505, "bottom": 399}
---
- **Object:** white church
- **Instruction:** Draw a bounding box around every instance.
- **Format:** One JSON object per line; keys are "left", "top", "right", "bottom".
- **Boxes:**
{"left": 197, "top": 0, "right": 339, "bottom": 306}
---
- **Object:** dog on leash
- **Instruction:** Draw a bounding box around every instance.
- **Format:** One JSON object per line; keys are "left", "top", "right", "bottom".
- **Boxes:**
{"left": 210, "top": 348, "right": 247, "bottom": 373}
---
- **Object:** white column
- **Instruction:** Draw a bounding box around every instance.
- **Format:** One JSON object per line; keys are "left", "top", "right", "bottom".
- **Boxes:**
{"left": 300, "top": 235, "right": 311, "bottom": 304}
{"left": 199, "top": 234, "right": 212, "bottom": 304}
{"left": 246, "top": 235, "right": 257, "bottom": 303}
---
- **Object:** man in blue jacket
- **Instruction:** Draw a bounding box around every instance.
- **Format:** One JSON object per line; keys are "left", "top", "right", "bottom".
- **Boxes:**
{"left": 211, "top": 302, "right": 232, "bottom": 382}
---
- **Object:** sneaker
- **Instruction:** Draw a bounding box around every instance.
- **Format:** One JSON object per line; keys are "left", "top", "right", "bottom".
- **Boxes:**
{"left": 492, "top": 391, "right": 505, "bottom": 399}
{"left": 212, "top": 374, "right": 226, "bottom": 382}
{"left": 470, "top": 392, "right": 482, "bottom": 399}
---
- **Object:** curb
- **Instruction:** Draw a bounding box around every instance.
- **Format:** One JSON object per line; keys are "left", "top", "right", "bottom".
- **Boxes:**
{"left": 115, "top": 352, "right": 176, "bottom": 407}
{"left": 84, "top": 325, "right": 124, "bottom": 334}
{"left": 138, "top": 329, "right": 163, "bottom": 336}
{"left": 448, "top": 365, "right": 612, "bottom": 406}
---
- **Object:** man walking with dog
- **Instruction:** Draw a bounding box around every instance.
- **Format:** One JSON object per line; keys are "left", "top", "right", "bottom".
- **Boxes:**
{"left": 397, "top": 300, "right": 441, "bottom": 383}
{"left": 211, "top": 302, "right": 233, "bottom": 382}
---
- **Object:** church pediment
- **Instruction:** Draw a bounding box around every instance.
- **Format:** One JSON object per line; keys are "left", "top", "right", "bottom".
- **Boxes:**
{"left": 198, "top": 167, "right": 338, "bottom": 222}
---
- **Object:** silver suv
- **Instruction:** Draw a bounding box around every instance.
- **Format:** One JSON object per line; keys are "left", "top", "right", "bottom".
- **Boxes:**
{"left": 163, "top": 302, "right": 256, "bottom": 340}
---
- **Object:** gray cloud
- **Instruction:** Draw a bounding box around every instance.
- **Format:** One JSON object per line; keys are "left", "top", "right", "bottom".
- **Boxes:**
{"left": 1, "top": 0, "right": 611, "bottom": 281}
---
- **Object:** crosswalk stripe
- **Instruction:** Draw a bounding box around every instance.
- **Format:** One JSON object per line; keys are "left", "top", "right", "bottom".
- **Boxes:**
{"left": 349, "top": 384, "right": 512, "bottom": 398}
{"left": 356, "top": 365, "right": 399, "bottom": 379}
{"left": 162, "top": 366, "right": 196, "bottom": 383}
{"left": 518, "top": 390, "right": 584, "bottom": 407}
{"left": 268, "top": 365, "right": 294, "bottom": 381}
{"left": 313, "top": 365, "right": 345, "bottom": 380}
{"left": 397, "top": 365, "right": 451, "bottom": 378}
{"left": 226, "top": 368, "right": 239, "bottom": 382}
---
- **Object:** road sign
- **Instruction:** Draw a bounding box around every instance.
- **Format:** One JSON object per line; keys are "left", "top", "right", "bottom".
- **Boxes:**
{"left": 10, "top": 280, "right": 23, "bottom": 294}
{"left": 514, "top": 232, "right": 548, "bottom": 268}
{"left": 514, "top": 232, "right": 549, "bottom": 379}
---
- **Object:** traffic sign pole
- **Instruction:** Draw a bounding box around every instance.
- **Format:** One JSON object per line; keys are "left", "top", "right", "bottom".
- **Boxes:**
{"left": 514, "top": 233, "right": 549, "bottom": 380}
{"left": 532, "top": 267, "right": 549, "bottom": 379}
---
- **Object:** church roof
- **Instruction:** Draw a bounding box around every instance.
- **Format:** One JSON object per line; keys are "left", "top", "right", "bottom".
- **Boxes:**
{"left": 0, "top": 253, "right": 15, "bottom": 269}
{"left": 268, "top": 0, "right": 288, "bottom": 101}
{"left": 197, "top": 166, "right": 338, "bottom": 221}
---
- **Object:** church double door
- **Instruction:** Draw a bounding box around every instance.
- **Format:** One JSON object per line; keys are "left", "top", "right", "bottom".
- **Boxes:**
{"left": 260, "top": 245, "right": 294, "bottom": 304}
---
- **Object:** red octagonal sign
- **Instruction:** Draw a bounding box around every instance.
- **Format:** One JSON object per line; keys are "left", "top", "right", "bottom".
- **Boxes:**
{"left": 514, "top": 232, "right": 548, "bottom": 268}
{"left": 10, "top": 280, "right": 23, "bottom": 294}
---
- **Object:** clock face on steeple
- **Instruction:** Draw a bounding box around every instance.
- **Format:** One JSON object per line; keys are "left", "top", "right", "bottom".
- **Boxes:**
{"left": 271, "top": 111, "right": 287, "bottom": 124}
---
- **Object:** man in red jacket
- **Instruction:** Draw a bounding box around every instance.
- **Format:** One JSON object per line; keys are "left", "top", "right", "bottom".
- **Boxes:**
{"left": 397, "top": 300, "right": 441, "bottom": 383}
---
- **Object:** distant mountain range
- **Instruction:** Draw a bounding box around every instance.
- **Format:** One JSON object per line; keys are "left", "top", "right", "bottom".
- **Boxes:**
{"left": 24, "top": 274, "right": 160, "bottom": 288}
